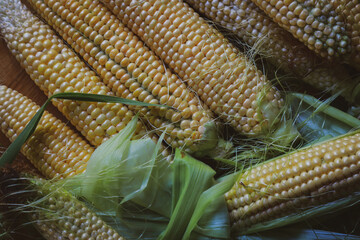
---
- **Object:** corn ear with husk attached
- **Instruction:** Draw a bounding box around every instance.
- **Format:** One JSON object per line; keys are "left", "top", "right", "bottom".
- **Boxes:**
{"left": 226, "top": 128, "right": 360, "bottom": 234}
{"left": 26, "top": 0, "right": 227, "bottom": 156}
{"left": 184, "top": 0, "right": 360, "bottom": 103}
{"left": 100, "top": 0, "right": 285, "bottom": 137}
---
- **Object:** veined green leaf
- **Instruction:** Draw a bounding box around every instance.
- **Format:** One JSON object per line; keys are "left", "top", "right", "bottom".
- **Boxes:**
{"left": 62, "top": 118, "right": 236, "bottom": 239}
{"left": 0, "top": 92, "right": 165, "bottom": 167}
{"left": 158, "top": 150, "right": 217, "bottom": 240}
{"left": 289, "top": 93, "right": 360, "bottom": 144}
{"left": 185, "top": 173, "right": 238, "bottom": 239}
{"left": 69, "top": 117, "right": 172, "bottom": 217}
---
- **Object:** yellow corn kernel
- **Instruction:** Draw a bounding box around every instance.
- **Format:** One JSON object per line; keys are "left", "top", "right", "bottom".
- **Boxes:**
{"left": 331, "top": 0, "right": 360, "bottom": 70}
{"left": 3, "top": 177, "right": 125, "bottom": 239}
{"left": 0, "top": 0, "right": 148, "bottom": 148}
{"left": 28, "top": 0, "right": 219, "bottom": 153}
{"left": 245, "top": 0, "right": 350, "bottom": 59}
{"left": 184, "top": 0, "right": 358, "bottom": 103}
{"left": 0, "top": 85, "right": 93, "bottom": 179}
{"left": 226, "top": 131, "right": 360, "bottom": 233}
{"left": 100, "top": 0, "right": 284, "bottom": 135}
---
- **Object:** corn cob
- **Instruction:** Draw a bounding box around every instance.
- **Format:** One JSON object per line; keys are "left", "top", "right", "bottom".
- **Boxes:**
{"left": 27, "top": 0, "right": 220, "bottom": 153}
{"left": 0, "top": 0, "right": 151, "bottom": 150}
{"left": 225, "top": 131, "right": 360, "bottom": 233}
{"left": 0, "top": 175, "right": 125, "bottom": 239}
{"left": 331, "top": 0, "right": 360, "bottom": 70}
{"left": 244, "top": 0, "right": 351, "bottom": 59}
{"left": 0, "top": 85, "right": 93, "bottom": 179}
{"left": 184, "top": 0, "right": 360, "bottom": 103}
{"left": 100, "top": 0, "right": 284, "bottom": 136}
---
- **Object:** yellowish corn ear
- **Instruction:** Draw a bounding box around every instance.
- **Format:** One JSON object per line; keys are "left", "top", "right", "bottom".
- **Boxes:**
{"left": 331, "top": 0, "right": 360, "bottom": 70}
{"left": 27, "top": 0, "right": 224, "bottom": 154}
{"left": 1, "top": 176, "right": 126, "bottom": 239}
{"left": 184, "top": 0, "right": 359, "bottom": 103}
{"left": 226, "top": 131, "right": 360, "bottom": 233}
{"left": 100, "top": 0, "right": 284, "bottom": 136}
{"left": 246, "top": 0, "right": 351, "bottom": 59}
{"left": 0, "top": 0, "right": 154, "bottom": 148}
{"left": 0, "top": 85, "right": 93, "bottom": 178}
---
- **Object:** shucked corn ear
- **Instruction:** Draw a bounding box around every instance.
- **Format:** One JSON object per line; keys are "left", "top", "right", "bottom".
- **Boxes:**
{"left": 0, "top": 85, "right": 93, "bottom": 179}
{"left": 248, "top": 0, "right": 351, "bottom": 59}
{"left": 331, "top": 0, "right": 360, "bottom": 70}
{"left": 0, "top": 0, "right": 148, "bottom": 148}
{"left": 28, "top": 0, "right": 221, "bottom": 153}
{"left": 100, "top": 0, "right": 284, "bottom": 136}
{"left": 226, "top": 130, "right": 360, "bottom": 233}
{"left": 0, "top": 175, "right": 125, "bottom": 239}
{"left": 185, "top": 0, "right": 360, "bottom": 103}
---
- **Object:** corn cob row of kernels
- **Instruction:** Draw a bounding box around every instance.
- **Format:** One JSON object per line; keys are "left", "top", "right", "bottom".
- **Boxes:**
{"left": 28, "top": 0, "right": 220, "bottom": 153}
{"left": 331, "top": 0, "right": 360, "bottom": 70}
{"left": 184, "top": 0, "right": 359, "bottom": 103}
{"left": 247, "top": 0, "right": 351, "bottom": 59}
{"left": 0, "top": 0, "right": 151, "bottom": 148}
{"left": 100, "top": 0, "right": 284, "bottom": 136}
{"left": 0, "top": 85, "right": 93, "bottom": 179}
{"left": 226, "top": 131, "right": 360, "bottom": 233}
{"left": 31, "top": 186, "right": 125, "bottom": 239}
{"left": 0, "top": 175, "right": 125, "bottom": 239}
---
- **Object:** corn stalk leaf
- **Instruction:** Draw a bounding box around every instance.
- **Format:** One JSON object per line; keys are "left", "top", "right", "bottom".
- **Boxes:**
{"left": 64, "top": 118, "right": 236, "bottom": 239}
{"left": 0, "top": 92, "right": 165, "bottom": 167}
{"left": 289, "top": 93, "right": 360, "bottom": 144}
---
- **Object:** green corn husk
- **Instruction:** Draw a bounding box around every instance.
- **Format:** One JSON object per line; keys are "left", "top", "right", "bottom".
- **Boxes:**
{"left": 289, "top": 93, "right": 360, "bottom": 144}
{"left": 61, "top": 116, "right": 238, "bottom": 239}
{"left": 60, "top": 115, "right": 360, "bottom": 239}
{"left": 0, "top": 92, "right": 165, "bottom": 167}
{"left": 228, "top": 92, "right": 360, "bottom": 168}
{"left": 2, "top": 91, "right": 360, "bottom": 239}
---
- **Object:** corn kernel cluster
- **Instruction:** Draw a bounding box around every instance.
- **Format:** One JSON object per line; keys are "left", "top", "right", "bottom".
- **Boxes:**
{"left": 30, "top": 0, "right": 216, "bottom": 151}
{"left": 101, "top": 0, "right": 284, "bottom": 135}
{"left": 0, "top": 85, "right": 93, "bottom": 178}
{"left": 250, "top": 0, "right": 351, "bottom": 59}
{"left": 226, "top": 132, "right": 360, "bottom": 231}
{"left": 0, "top": 4, "right": 148, "bottom": 147}
{"left": 29, "top": 180, "right": 125, "bottom": 239}
{"left": 331, "top": 0, "right": 360, "bottom": 70}
{"left": 184, "top": 0, "right": 358, "bottom": 103}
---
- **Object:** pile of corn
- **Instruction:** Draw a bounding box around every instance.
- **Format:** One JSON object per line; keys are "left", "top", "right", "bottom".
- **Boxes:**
{"left": 0, "top": 0, "right": 359, "bottom": 238}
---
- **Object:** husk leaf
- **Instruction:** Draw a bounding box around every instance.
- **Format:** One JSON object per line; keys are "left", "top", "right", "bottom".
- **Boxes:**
{"left": 62, "top": 117, "right": 236, "bottom": 239}
{"left": 289, "top": 93, "right": 360, "bottom": 144}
